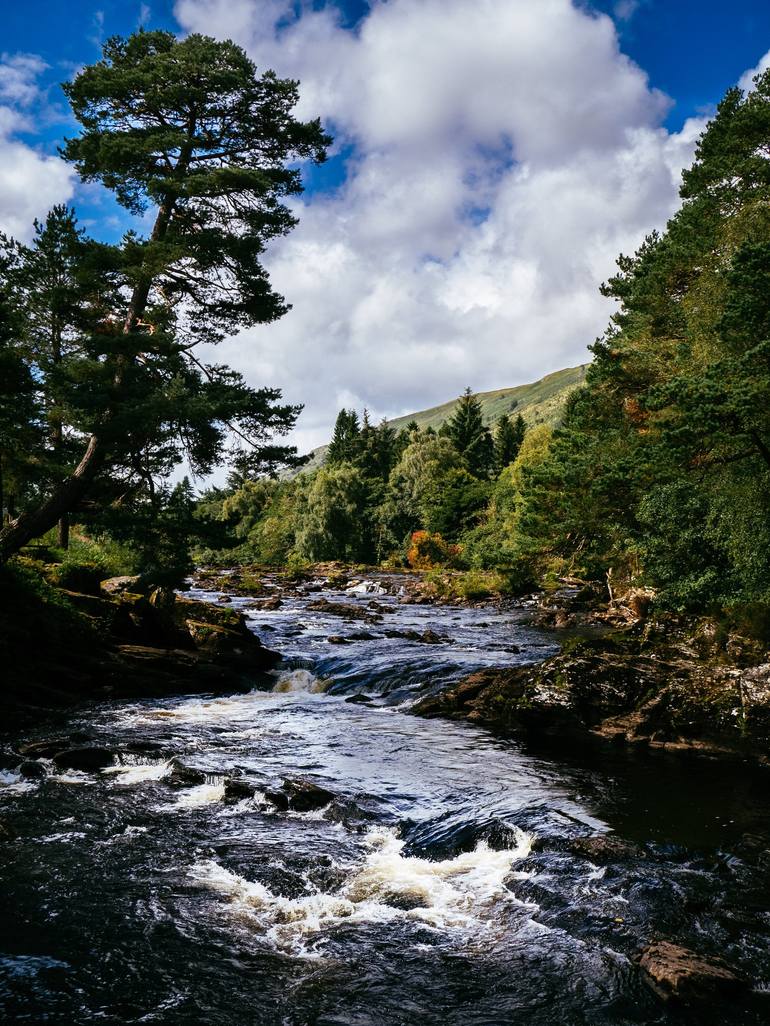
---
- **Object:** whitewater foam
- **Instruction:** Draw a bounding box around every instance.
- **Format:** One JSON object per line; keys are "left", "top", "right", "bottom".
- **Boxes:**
{"left": 190, "top": 825, "right": 532, "bottom": 956}
{"left": 271, "top": 668, "right": 328, "bottom": 694}
{"left": 103, "top": 761, "right": 172, "bottom": 784}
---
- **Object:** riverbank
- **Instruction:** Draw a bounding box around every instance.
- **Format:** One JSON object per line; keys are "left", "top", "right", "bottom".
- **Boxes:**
{"left": 413, "top": 596, "right": 770, "bottom": 768}
{"left": 0, "top": 560, "right": 280, "bottom": 731}
{"left": 195, "top": 564, "right": 770, "bottom": 768}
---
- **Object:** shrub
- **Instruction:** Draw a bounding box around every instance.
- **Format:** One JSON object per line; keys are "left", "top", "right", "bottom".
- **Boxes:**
{"left": 406, "top": 531, "right": 461, "bottom": 569}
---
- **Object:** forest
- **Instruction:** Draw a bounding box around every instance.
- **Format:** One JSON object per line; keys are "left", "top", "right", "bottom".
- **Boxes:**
{"left": 2, "top": 31, "right": 769, "bottom": 630}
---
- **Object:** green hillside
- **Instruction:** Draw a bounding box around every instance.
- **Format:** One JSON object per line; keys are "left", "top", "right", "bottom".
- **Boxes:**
{"left": 297, "top": 363, "right": 589, "bottom": 474}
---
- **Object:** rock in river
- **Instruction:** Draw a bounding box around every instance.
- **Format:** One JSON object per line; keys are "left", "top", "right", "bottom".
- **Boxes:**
{"left": 266, "top": 779, "right": 336, "bottom": 812}
{"left": 638, "top": 941, "right": 746, "bottom": 1004}
{"left": 52, "top": 747, "right": 115, "bottom": 771}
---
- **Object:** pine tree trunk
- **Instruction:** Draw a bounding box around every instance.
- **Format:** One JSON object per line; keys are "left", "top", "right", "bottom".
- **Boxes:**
{"left": 57, "top": 512, "right": 70, "bottom": 550}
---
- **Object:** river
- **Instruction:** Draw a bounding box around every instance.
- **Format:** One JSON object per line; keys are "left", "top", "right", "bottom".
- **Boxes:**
{"left": 1, "top": 575, "right": 769, "bottom": 1024}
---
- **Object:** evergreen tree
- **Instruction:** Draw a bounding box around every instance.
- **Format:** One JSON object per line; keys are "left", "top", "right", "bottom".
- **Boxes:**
{"left": 0, "top": 280, "right": 42, "bottom": 527}
{"left": 0, "top": 29, "right": 330, "bottom": 561}
{"left": 447, "top": 388, "right": 493, "bottom": 477}
{"left": 5, "top": 206, "right": 117, "bottom": 547}
{"left": 326, "top": 409, "right": 361, "bottom": 465}
{"left": 493, "top": 413, "right": 525, "bottom": 472}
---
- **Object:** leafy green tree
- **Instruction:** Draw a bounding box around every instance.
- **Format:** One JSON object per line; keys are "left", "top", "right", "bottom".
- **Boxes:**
{"left": 509, "top": 67, "right": 770, "bottom": 605}
{"left": 447, "top": 388, "right": 493, "bottom": 477}
{"left": 379, "top": 434, "right": 462, "bottom": 548}
{"left": 0, "top": 29, "right": 329, "bottom": 561}
{"left": 295, "top": 464, "right": 370, "bottom": 562}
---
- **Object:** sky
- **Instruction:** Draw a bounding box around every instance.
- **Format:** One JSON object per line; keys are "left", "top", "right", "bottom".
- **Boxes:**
{"left": 2, "top": 0, "right": 770, "bottom": 456}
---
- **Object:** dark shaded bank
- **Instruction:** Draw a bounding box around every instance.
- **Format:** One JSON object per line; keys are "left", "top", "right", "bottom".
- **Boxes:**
{"left": 413, "top": 616, "right": 770, "bottom": 768}
{"left": 0, "top": 563, "right": 279, "bottom": 731}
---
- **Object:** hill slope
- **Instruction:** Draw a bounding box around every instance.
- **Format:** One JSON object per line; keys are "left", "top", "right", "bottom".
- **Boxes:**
{"left": 298, "top": 363, "right": 588, "bottom": 474}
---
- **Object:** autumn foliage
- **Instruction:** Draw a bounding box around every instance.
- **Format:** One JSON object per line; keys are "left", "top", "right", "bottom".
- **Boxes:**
{"left": 406, "top": 531, "right": 461, "bottom": 569}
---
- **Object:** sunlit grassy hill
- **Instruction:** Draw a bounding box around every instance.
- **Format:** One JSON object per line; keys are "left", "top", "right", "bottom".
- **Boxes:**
{"left": 296, "top": 363, "right": 589, "bottom": 474}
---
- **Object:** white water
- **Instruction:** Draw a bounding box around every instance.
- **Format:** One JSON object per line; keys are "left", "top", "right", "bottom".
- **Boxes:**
{"left": 191, "top": 825, "right": 532, "bottom": 957}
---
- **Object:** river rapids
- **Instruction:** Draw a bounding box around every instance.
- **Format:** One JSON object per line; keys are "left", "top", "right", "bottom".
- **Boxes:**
{"left": 1, "top": 576, "right": 769, "bottom": 1024}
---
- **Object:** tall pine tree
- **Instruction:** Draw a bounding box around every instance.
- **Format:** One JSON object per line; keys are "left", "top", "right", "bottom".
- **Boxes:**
{"left": 447, "top": 388, "right": 493, "bottom": 477}
{"left": 0, "top": 30, "right": 330, "bottom": 561}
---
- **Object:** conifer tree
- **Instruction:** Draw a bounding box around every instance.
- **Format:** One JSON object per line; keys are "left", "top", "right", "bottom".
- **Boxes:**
{"left": 4, "top": 206, "right": 117, "bottom": 547}
{"left": 327, "top": 409, "right": 361, "bottom": 465}
{"left": 0, "top": 29, "right": 330, "bottom": 561}
{"left": 447, "top": 388, "right": 493, "bottom": 477}
{"left": 493, "top": 414, "right": 525, "bottom": 473}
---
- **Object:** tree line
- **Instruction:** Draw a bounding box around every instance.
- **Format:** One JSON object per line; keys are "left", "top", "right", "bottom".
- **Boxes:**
{"left": 196, "top": 391, "right": 530, "bottom": 569}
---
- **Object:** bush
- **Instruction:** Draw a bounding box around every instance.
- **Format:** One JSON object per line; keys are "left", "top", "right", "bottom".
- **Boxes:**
{"left": 406, "top": 531, "right": 461, "bottom": 569}
{"left": 47, "top": 560, "right": 106, "bottom": 595}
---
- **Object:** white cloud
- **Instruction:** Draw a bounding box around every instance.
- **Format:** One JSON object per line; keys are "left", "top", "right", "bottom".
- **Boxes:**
{"left": 174, "top": 0, "right": 712, "bottom": 453}
{"left": 0, "top": 53, "right": 75, "bottom": 241}
{"left": 739, "top": 48, "right": 770, "bottom": 93}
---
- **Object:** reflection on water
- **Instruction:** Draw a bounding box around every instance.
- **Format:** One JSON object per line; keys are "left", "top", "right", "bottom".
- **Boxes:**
{"left": 1, "top": 579, "right": 769, "bottom": 1025}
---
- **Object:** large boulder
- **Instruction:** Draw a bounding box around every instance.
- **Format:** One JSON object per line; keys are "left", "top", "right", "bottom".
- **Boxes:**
{"left": 166, "top": 759, "right": 206, "bottom": 787}
{"left": 307, "top": 598, "right": 378, "bottom": 622}
{"left": 18, "top": 733, "right": 95, "bottom": 759}
{"left": 222, "top": 778, "right": 256, "bottom": 803}
{"left": 266, "top": 779, "right": 336, "bottom": 812}
{"left": 568, "top": 835, "right": 646, "bottom": 862}
{"left": 18, "top": 760, "right": 47, "bottom": 779}
{"left": 52, "top": 746, "right": 115, "bottom": 771}
{"left": 172, "top": 597, "right": 280, "bottom": 670}
{"left": 100, "top": 575, "right": 146, "bottom": 598}
{"left": 639, "top": 941, "right": 745, "bottom": 1004}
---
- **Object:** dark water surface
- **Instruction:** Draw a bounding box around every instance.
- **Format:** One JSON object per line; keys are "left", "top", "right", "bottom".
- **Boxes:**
{"left": 1, "top": 577, "right": 769, "bottom": 1025}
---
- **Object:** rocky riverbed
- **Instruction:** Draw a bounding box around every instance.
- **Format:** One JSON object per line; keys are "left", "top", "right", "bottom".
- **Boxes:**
{"left": 2, "top": 568, "right": 770, "bottom": 1024}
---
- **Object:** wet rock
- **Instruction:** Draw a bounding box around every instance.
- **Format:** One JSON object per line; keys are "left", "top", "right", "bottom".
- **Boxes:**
{"left": 18, "top": 733, "right": 96, "bottom": 759}
{"left": 255, "top": 596, "right": 283, "bottom": 611}
{"left": 273, "top": 779, "right": 336, "bottom": 812}
{"left": 381, "top": 891, "right": 432, "bottom": 911}
{"left": 218, "top": 595, "right": 232, "bottom": 603}
{"left": 345, "top": 693, "right": 374, "bottom": 704}
{"left": 263, "top": 788, "right": 290, "bottom": 811}
{"left": 166, "top": 759, "right": 207, "bottom": 787}
{"left": 122, "top": 740, "right": 166, "bottom": 755}
{"left": 348, "top": 631, "right": 377, "bottom": 641}
{"left": 383, "top": 628, "right": 452, "bottom": 644}
{"left": 0, "top": 818, "right": 17, "bottom": 842}
{"left": 568, "top": 835, "right": 646, "bottom": 862}
{"left": 52, "top": 746, "right": 115, "bottom": 771}
{"left": 100, "top": 575, "right": 145, "bottom": 597}
{"left": 307, "top": 598, "right": 377, "bottom": 622}
{"left": 638, "top": 941, "right": 746, "bottom": 1004}
{"left": 18, "top": 760, "right": 46, "bottom": 779}
{"left": 223, "top": 778, "right": 256, "bottom": 802}
{"left": 327, "top": 635, "right": 351, "bottom": 645}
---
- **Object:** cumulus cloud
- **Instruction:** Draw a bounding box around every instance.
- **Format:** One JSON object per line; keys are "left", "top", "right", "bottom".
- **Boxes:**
{"left": 172, "top": 0, "right": 706, "bottom": 453}
{"left": 739, "top": 48, "right": 770, "bottom": 93}
{"left": 0, "top": 53, "right": 75, "bottom": 240}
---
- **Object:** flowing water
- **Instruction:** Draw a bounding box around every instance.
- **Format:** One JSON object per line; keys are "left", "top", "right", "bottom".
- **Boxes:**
{"left": 1, "top": 576, "right": 769, "bottom": 1025}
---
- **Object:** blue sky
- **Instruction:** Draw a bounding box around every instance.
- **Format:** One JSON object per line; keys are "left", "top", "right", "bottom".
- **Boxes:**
{"left": 5, "top": 0, "right": 770, "bottom": 232}
{"left": 1, "top": 1, "right": 769, "bottom": 450}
